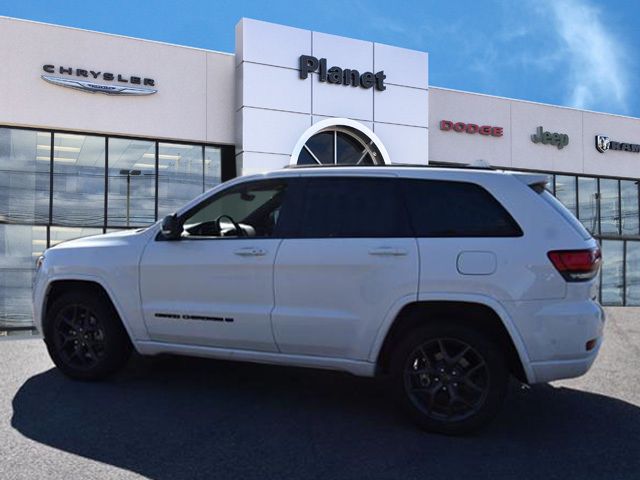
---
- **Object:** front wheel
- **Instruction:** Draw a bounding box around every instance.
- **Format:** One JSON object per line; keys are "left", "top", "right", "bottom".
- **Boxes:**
{"left": 391, "top": 322, "right": 508, "bottom": 434}
{"left": 44, "top": 291, "right": 132, "bottom": 380}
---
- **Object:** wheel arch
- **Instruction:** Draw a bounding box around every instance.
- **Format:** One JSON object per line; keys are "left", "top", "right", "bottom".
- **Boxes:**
{"left": 372, "top": 298, "right": 533, "bottom": 383}
{"left": 43, "top": 277, "right": 135, "bottom": 344}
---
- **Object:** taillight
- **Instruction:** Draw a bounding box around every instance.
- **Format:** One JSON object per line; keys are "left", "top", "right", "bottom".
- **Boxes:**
{"left": 547, "top": 247, "right": 601, "bottom": 282}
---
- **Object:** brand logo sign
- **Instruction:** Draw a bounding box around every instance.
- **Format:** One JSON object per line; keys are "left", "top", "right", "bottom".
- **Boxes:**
{"left": 531, "top": 126, "right": 569, "bottom": 150}
{"left": 299, "top": 55, "right": 386, "bottom": 91}
{"left": 439, "top": 120, "right": 503, "bottom": 137}
{"left": 41, "top": 64, "right": 157, "bottom": 96}
{"left": 595, "top": 135, "right": 640, "bottom": 153}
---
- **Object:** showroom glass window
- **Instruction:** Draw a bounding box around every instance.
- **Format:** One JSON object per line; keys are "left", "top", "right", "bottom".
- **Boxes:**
{"left": 107, "top": 138, "right": 156, "bottom": 227}
{"left": 620, "top": 180, "right": 639, "bottom": 236}
{"left": 0, "top": 225, "right": 46, "bottom": 328}
{"left": 601, "top": 239, "right": 624, "bottom": 306}
{"left": 0, "top": 128, "right": 49, "bottom": 224}
{"left": 554, "top": 175, "right": 577, "bottom": 215}
{"left": 626, "top": 241, "right": 640, "bottom": 306}
{"left": 599, "top": 179, "right": 620, "bottom": 235}
{"left": 577, "top": 177, "right": 598, "bottom": 234}
{"left": 52, "top": 133, "right": 105, "bottom": 227}
{"left": 0, "top": 126, "right": 226, "bottom": 330}
{"left": 205, "top": 146, "right": 222, "bottom": 190}
{"left": 158, "top": 143, "right": 204, "bottom": 219}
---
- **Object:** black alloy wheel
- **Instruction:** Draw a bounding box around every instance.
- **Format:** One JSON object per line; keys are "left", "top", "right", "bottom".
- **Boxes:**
{"left": 391, "top": 322, "right": 508, "bottom": 434}
{"left": 404, "top": 338, "right": 489, "bottom": 422}
{"left": 44, "top": 291, "right": 132, "bottom": 380}
{"left": 52, "top": 304, "right": 107, "bottom": 371}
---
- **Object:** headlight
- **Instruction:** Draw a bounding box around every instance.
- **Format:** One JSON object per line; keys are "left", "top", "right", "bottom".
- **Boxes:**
{"left": 35, "top": 255, "right": 45, "bottom": 270}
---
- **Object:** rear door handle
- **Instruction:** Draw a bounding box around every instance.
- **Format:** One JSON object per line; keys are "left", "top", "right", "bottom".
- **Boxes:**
{"left": 234, "top": 247, "right": 267, "bottom": 257}
{"left": 368, "top": 247, "right": 408, "bottom": 256}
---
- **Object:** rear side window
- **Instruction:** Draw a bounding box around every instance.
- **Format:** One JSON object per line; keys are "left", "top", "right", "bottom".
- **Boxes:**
{"left": 298, "top": 177, "right": 412, "bottom": 238}
{"left": 402, "top": 179, "right": 522, "bottom": 237}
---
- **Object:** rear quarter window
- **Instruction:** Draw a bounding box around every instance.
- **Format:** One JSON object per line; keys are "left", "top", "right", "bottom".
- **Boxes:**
{"left": 402, "top": 179, "right": 523, "bottom": 237}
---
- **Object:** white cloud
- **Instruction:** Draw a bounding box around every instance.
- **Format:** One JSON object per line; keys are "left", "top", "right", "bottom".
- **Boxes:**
{"left": 546, "top": 0, "right": 629, "bottom": 112}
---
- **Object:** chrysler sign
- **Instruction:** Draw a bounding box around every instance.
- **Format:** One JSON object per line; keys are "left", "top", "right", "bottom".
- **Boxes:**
{"left": 595, "top": 135, "right": 640, "bottom": 153}
{"left": 41, "top": 64, "right": 157, "bottom": 96}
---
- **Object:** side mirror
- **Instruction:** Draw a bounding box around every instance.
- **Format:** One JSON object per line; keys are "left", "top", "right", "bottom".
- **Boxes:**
{"left": 161, "top": 214, "right": 183, "bottom": 240}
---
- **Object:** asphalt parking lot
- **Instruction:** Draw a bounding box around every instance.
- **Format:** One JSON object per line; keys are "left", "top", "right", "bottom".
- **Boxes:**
{"left": 1, "top": 308, "right": 639, "bottom": 480}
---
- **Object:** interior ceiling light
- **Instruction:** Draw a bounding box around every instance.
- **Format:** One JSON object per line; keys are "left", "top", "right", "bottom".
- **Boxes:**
{"left": 37, "top": 144, "right": 81, "bottom": 152}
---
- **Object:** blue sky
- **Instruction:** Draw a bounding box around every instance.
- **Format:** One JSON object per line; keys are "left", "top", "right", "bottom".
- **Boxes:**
{"left": 2, "top": 0, "right": 639, "bottom": 118}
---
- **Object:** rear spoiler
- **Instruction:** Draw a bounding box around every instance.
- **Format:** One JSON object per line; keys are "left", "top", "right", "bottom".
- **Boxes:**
{"left": 510, "top": 172, "right": 550, "bottom": 192}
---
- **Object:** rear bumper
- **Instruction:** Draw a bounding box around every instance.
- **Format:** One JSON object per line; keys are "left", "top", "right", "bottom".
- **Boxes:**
{"left": 529, "top": 336, "right": 602, "bottom": 383}
{"left": 503, "top": 299, "right": 605, "bottom": 384}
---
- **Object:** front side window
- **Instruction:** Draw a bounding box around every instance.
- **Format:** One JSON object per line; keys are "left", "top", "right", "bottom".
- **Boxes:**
{"left": 402, "top": 179, "right": 522, "bottom": 237}
{"left": 181, "top": 180, "right": 290, "bottom": 238}
{"left": 298, "top": 177, "right": 411, "bottom": 238}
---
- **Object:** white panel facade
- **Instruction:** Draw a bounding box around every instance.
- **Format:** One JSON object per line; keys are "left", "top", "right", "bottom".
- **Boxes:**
{"left": 0, "top": 17, "right": 235, "bottom": 145}
{"left": 239, "top": 151, "right": 291, "bottom": 176}
{"left": 312, "top": 32, "right": 374, "bottom": 72}
{"left": 430, "top": 87, "right": 640, "bottom": 179}
{"left": 583, "top": 112, "right": 640, "bottom": 178}
{"left": 374, "top": 123, "right": 428, "bottom": 164}
{"left": 235, "top": 18, "right": 311, "bottom": 68}
{"left": 429, "top": 88, "right": 511, "bottom": 166}
{"left": 511, "top": 101, "right": 583, "bottom": 173}
{"left": 240, "top": 108, "right": 311, "bottom": 155}
{"left": 4, "top": 16, "right": 640, "bottom": 180}
{"left": 312, "top": 77, "right": 374, "bottom": 120}
{"left": 236, "top": 18, "right": 429, "bottom": 173}
{"left": 375, "top": 84, "right": 428, "bottom": 127}
{"left": 374, "top": 43, "right": 429, "bottom": 88}
{"left": 238, "top": 62, "right": 311, "bottom": 114}
{"left": 312, "top": 116, "right": 373, "bottom": 131}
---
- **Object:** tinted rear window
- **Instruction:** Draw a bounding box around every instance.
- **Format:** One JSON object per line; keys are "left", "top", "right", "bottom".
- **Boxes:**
{"left": 402, "top": 179, "right": 522, "bottom": 237}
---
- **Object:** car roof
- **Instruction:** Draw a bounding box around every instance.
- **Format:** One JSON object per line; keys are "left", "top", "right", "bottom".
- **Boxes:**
{"left": 254, "top": 164, "right": 515, "bottom": 181}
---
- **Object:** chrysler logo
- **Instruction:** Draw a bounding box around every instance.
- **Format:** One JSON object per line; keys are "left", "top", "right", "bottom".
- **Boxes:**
{"left": 595, "top": 135, "right": 610, "bottom": 153}
{"left": 41, "top": 64, "right": 157, "bottom": 96}
{"left": 42, "top": 75, "right": 157, "bottom": 95}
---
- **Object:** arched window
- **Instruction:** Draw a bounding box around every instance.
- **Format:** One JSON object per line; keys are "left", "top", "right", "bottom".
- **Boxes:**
{"left": 296, "top": 126, "right": 385, "bottom": 166}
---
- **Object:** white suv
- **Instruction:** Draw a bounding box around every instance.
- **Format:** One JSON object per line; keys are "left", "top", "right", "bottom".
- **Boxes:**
{"left": 33, "top": 165, "right": 604, "bottom": 434}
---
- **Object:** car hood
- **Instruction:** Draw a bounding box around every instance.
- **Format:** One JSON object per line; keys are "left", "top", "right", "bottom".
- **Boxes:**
{"left": 49, "top": 227, "right": 152, "bottom": 251}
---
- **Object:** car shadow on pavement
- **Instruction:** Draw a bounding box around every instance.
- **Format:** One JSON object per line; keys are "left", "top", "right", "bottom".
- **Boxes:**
{"left": 11, "top": 354, "right": 640, "bottom": 480}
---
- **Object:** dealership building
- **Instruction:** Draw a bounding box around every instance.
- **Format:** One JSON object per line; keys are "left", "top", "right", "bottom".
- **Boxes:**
{"left": 1, "top": 16, "right": 639, "bottom": 331}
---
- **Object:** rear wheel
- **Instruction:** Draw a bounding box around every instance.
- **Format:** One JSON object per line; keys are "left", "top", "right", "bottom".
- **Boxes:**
{"left": 391, "top": 321, "right": 508, "bottom": 434}
{"left": 44, "top": 291, "right": 132, "bottom": 380}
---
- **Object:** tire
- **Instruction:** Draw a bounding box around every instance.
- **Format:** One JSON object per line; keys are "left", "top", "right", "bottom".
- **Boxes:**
{"left": 43, "top": 290, "right": 132, "bottom": 380}
{"left": 390, "top": 321, "right": 508, "bottom": 435}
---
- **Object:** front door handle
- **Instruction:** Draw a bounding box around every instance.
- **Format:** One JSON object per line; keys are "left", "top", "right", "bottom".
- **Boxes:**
{"left": 368, "top": 247, "right": 408, "bottom": 256}
{"left": 234, "top": 247, "right": 267, "bottom": 257}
